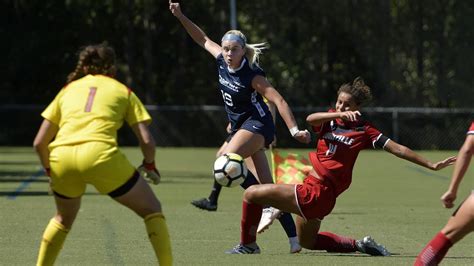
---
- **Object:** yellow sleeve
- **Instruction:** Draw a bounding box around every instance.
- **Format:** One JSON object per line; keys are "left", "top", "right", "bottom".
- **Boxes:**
{"left": 125, "top": 92, "right": 152, "bottom": 126}
{"left": 41, "top": 90, "right": 64, "bottom": 125}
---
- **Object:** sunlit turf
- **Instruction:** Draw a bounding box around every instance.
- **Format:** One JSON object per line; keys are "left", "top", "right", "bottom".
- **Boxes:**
{"left": 0, "top": 147, "right": 472, "bottom": 265}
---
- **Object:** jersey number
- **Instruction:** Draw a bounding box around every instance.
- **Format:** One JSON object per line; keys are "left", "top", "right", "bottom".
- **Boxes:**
{"left": 221, "top": 90, "right": 234, "bottom": 107}
{"left": 84, "top": 87, "right": 97, "bottom": 112}
{"left": 326, "top": 143, "right": 338, "bottom": 156}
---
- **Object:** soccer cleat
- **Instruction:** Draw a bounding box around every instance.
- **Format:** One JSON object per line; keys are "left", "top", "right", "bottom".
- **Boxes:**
{"left": 225, "top": 243, "right": 261, "bottom": 254}
{"left": 289, "top": 240, "right": 302, "bottom": 254}
{"left": 257, "top": 207, "right": 282, "bottom": 233}
{"left": 191, "top": 198, "right": 217, "bottom": 211}
{"left": 355, "top": 236, "right": 391, "bottom": 256}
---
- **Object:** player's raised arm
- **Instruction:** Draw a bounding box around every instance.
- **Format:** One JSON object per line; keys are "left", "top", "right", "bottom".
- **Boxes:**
{"left": 169, "top": 1, "right": 221, "bottom": 58}
{"left": 383, "top": 139, "right": 456, "bottom": 171}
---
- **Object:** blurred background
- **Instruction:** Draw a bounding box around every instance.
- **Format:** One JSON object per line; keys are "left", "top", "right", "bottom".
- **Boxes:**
{"left": 2, "top": 0, "right": 473, "bottom": 148}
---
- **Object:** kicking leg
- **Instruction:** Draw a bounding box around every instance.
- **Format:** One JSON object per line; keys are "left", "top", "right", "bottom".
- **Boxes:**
{"left": 296, "top": 216, "right": 389, "bottom": 256}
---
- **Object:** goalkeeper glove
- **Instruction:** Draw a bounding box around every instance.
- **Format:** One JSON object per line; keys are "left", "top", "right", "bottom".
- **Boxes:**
{"left": 138, "top": 160, "right": 161, "bottom": 185}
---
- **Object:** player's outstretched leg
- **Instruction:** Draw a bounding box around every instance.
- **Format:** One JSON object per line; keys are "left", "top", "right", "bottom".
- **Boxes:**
{"left": 355, "top": 236, "right": 391, "bottom": 256}
{"left": 312, "top": 232, "right": 391, "bottom": 256}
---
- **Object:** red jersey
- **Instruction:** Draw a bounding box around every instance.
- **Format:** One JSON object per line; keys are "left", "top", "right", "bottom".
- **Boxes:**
{"left": 468, "top": 121, "right": 474, "bottom": 135}
{"left": 309, "top": 109, "right": 390, "bottom": 197}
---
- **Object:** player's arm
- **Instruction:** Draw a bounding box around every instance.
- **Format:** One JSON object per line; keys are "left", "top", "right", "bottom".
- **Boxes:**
{"left": 169, "top": 1, "right": 221, "bottom": 58}
{"left": 131, "top": 122, "right": 161, "bottom": 184}
{"left": 33, "top": 119, "right": 59, "bottom": 173}
{"left": 131, "top": 122, "right": 155, "bottom": 163}
{"left": 252, "top": 75, "right": 310, "bottom": 144}
{"left": 306, "top": 111, "right": 361, "bottom": 127}
{"left": 441, "top": 134, "right": 474, "bottom": 208}
{"left": 383, "top": 139, "right": 456, "bottom": 171}
{"left": 266, "top": 100, "right": 278, "bottom": 147}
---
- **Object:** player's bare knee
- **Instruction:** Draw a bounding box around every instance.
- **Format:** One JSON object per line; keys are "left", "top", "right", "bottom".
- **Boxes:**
{"left": 243, "top": 185, "right": 259, "bottom": 202}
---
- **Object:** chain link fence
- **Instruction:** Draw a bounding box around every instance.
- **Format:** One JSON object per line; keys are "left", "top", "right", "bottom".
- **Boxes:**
{"left": 1, "top": 105, "right": 472, "bottom": 150}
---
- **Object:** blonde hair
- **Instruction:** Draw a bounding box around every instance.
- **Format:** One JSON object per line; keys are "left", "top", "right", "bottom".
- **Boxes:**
{"left": 222, "top": 30, "right": 268, "bottom": 69}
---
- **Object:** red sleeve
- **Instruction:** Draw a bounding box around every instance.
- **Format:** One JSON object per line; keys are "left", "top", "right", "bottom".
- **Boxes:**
{"left": 365, "top": 122, "right": 390, "bottom": 149}
{"left": 312, "top": 108, "right": 335, "bottom": 134}
{"left": 468, "top": 121, "right": 474, "bottom": 135}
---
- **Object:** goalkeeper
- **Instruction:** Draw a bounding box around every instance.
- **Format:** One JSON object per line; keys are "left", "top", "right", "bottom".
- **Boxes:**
{"left": 33, "top": 43, "right": 172, "bottom": 265}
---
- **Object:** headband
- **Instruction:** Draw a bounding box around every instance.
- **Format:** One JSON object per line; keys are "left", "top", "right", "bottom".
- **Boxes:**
{"left": 221, "top": 33, "right": 246, "bottom": 47}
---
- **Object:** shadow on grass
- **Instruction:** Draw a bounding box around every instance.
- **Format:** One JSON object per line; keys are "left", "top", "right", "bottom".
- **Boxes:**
{"left": 1, "top": 191, "right": 101, "bottom": 198}
{"left": 301, "top": 251, "right": 473, "bottom": 260}
{"left": 0, "top": 150, "right": 35, "bottom": 154}
{"left": 0, "top": 161, "right": 39, "bottom": 165}
{"left": 0, "top": 177, "right": 48, "bottom": 182}
{"left": 0, "top": 170, "right": 42, "bottom": 177}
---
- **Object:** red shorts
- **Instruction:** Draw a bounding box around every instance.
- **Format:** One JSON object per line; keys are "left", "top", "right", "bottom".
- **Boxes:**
{"left": 295, "top": 175, "right": 336, "bottom": 220}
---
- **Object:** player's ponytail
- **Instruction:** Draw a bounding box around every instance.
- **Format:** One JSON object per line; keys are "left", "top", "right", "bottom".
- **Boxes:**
{"left": 245, "top": 42, "right": 268, "bottom": 70}
{"left": 338, "top": 77, "right": 373, "bottom": 106}
{"left": 67, "top": 42, "right": 116, "bottom": 83}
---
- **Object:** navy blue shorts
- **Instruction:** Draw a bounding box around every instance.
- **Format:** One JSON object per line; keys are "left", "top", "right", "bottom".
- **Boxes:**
{"left": 229, "top": 117, "right": 275, "bottom": 147}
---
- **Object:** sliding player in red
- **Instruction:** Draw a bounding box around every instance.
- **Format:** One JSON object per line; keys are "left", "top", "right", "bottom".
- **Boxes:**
{"left": 227, "top": 77, "right": 456, "bottom": 255}
{"left": 414, "top": 121, "right": 474, "bottom": 265}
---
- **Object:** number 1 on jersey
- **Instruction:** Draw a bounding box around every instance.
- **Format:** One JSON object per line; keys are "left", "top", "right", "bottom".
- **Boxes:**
{"left": 84, "top": 87, "right": 97, "bottom": 112}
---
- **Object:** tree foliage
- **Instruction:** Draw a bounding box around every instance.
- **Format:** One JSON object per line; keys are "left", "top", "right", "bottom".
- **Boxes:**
{"left": 3, "top": 0, "right": 473, "bottom": 107}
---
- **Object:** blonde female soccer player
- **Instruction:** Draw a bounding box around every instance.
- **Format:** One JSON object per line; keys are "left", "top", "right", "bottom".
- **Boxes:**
{"left": 169, "top": 1, "right": 310, "bottom": 254}
{"left": 33, "top": 43, "right": 172, "bottom": 265}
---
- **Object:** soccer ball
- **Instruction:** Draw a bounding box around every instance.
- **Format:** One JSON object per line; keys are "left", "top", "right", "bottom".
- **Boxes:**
{"left": 213, "top": 153, "right": 248, "bottom": 187}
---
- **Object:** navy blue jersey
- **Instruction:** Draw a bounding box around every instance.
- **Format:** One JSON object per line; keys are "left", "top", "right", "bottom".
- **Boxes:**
{"left": 216, "top": 54, "right": 273, "bottom": 133}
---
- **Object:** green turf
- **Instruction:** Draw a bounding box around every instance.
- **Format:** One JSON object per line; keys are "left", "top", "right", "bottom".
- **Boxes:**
{"left": 0, "top": 147, "right": 473, "bottom": 265}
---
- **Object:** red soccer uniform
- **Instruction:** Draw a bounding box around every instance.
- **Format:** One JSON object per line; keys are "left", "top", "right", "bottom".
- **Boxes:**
{"left": 309, "top": 109, "right": 390, "bottom": 197}
{"left": 468, "top": 121, "right": 474, "bottom": 135}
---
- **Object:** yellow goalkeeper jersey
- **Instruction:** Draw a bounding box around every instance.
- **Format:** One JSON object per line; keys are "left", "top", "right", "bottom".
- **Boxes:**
{"left": 42, "top": 74, "right": 151, "bottom": 148}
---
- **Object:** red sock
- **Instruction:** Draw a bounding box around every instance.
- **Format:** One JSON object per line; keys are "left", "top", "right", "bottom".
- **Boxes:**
{"left": 314, "top": 231, "right": 357, "bottom": 252}
{"left": 414, "top": 231, "right": 453, "bottom": 266}
{"left": 241, "top": 201, "right": 262, "bottom": 245}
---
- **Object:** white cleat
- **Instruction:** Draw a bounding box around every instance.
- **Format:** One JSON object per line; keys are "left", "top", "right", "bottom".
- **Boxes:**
{"left": 355, "top": 236, "right": 391, "bottom": 256}
{"left": 257, "top": 207, "right": 282, "bottom": 234}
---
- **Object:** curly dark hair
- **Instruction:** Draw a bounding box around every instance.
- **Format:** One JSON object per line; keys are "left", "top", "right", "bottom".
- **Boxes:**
{"left": 67, "top": 42, "right": 116, "bottom": 83}
{"left": 337, "top": 76, "right": 373, "bottom": 106}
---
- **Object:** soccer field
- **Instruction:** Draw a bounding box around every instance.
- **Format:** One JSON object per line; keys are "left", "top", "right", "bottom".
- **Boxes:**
{"left": 1, "top": 147, "right": 473, "bottom": 265}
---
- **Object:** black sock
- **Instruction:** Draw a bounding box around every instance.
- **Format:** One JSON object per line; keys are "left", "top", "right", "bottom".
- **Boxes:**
{"left": 240, "top": 171, "right": 259, "bottom": 189}
{"left": 208, "top": 180, "right": 222, "bottom": 205}
{"left": 278, "top": 212, "right": 297, "bottom": 238}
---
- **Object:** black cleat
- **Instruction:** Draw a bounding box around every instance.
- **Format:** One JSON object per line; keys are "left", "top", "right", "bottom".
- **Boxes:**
{"left": 191, "top": 198, "right": 217, "bottom": 211}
